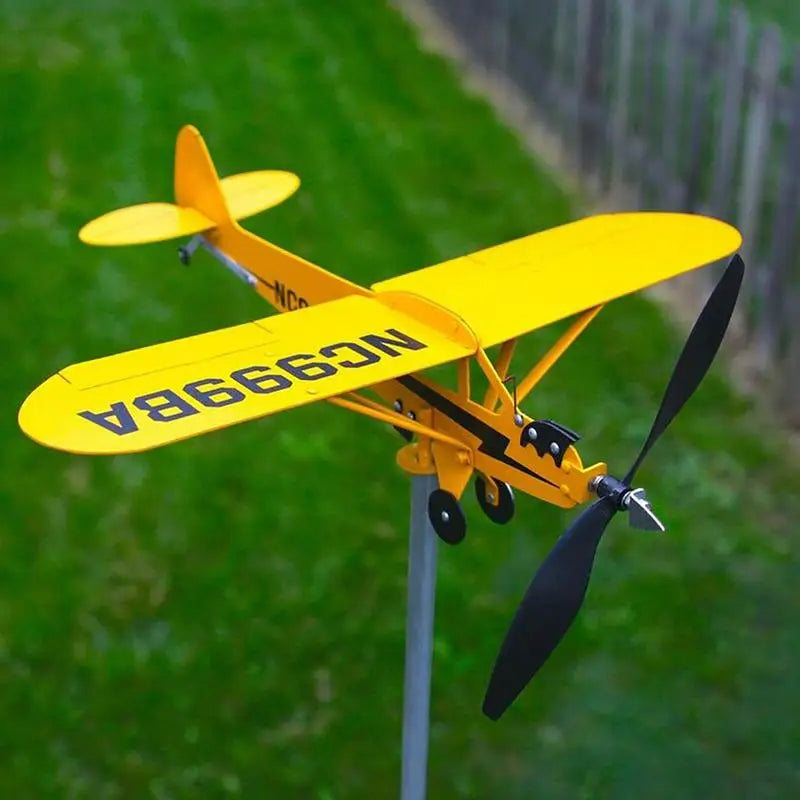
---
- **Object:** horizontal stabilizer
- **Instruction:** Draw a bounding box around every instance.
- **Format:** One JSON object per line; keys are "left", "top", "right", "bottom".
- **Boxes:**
{"left": 78, "top": 203, "right": 214, "bottom": 246}
{"left": 219, "top": 170, "right": 300, "bottom": 221}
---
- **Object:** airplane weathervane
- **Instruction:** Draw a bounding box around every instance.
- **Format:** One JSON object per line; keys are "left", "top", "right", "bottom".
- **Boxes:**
{"left": 18, "top": 126, "right": 744, "bottom": 755}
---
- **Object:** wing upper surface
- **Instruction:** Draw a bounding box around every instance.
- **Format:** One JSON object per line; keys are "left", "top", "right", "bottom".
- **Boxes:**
{"left": 19, "top": 294, "right": 474, "bottom": 455}
{"left": 372, "top": 212, "right": 742, "bottom": 346}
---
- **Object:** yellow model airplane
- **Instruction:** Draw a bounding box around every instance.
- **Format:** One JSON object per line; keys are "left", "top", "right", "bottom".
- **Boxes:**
{"left": 18, "top": 126, "right": 744, "bottom": 720}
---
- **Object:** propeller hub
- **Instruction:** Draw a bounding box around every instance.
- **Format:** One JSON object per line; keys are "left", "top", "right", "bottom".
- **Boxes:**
{"left": 589, "top": 474, "right": 630, "bottom": 509}
{"left": 589, "top": 475, "right": 666, "bottom": 532}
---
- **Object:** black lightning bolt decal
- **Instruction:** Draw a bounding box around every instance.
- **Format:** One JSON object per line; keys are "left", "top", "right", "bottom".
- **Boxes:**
{"left": 397, "top": 375, "right": 559, "bottom": 488}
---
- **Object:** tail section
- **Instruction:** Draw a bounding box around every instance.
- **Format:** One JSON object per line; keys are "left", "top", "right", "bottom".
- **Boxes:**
{"left": 77, "top": 125, "right": 369, "bottom": 310}
{"left": 79, "top": 125, "right": 300, "bottom": 246}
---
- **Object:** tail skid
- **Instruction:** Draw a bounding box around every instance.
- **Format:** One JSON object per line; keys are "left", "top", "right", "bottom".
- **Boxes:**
{"left": 178, "top": 233, "right": 258, "bottom": 289}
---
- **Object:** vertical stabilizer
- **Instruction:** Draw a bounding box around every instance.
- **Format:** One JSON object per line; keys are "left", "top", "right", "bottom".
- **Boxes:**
{"left": 174, "top": 125, "right": 231, "bottom": 225}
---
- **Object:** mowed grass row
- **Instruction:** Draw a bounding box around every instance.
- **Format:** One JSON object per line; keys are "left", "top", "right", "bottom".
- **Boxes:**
{"left": 0, "top": 0, "right": 798, "bottom": 797}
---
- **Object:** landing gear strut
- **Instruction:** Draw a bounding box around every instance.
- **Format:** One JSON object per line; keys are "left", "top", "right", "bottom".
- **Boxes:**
{"left": 427, "top": 489, "right": 466, "bottom": 545}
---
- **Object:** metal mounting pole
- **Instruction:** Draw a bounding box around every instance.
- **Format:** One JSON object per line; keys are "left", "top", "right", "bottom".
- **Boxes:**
{"left": 400, "top": 473, "right": 439, "bottom": 800}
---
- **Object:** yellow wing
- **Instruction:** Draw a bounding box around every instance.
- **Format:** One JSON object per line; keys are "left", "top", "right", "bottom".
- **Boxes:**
{"left": 19, "top": 294, "right": 475, "bottom": 455}
{"left": 372, "top": 212, "right": 742, "bottom": 347}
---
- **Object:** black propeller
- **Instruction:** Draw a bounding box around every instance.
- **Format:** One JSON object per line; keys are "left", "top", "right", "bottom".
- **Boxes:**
{"left": 482, "top": 254, "right": 745, "bottom": 721}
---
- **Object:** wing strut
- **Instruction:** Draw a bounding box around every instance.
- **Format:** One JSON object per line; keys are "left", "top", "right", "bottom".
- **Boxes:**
{"left": 475, "top": 305, "right": 602, "bottom": 415}
{"left": 327, "top": 393, "right": 464, "bottom": 449}
{"left": 474, "top": 348, "right": 516, "bottom": 413}
{"left": 516, "top": 305, "right": 603, "bottom": 403}
{"left": 483, "top": 338, "right": 517, "bottom": 410}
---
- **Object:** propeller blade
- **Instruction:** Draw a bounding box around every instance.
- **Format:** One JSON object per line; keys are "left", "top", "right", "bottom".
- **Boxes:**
{"left": 624, "top": 255, "right": 744, "bottom": 484}
{"left": 482, "top": 498, "right": 616, "bottom": 720}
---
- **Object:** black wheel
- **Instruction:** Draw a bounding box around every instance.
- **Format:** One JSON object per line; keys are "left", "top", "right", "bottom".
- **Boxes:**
{"left": 475, "top": 476, "right": 515, "bottom": 524}
{"left": 428, "top": 489, "right": 466, "bottom": 545}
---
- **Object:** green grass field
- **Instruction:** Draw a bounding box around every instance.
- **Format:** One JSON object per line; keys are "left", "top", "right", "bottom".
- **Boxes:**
{"left": 1, "top": 1, "right": 799, "bottom": 797}
{"left": 739, "top": 0, "right": 800, "bottom": 37}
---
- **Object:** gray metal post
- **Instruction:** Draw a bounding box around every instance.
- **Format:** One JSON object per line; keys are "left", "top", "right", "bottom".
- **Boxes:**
{"left": 400, "top": 473, "right": 439, "bottom": 800}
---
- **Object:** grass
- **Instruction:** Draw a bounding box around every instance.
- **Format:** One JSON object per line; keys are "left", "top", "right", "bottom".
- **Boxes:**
{"left": 738, "top": 0, "right": 800, "bottom": 38}
{"left": 1, "top": 0, "right": 799, "bottom": 797}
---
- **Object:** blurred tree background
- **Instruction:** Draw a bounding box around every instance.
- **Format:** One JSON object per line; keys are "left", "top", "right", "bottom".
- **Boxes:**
{"left": 1, "top": 0, "right": 798, "bottom": 797}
